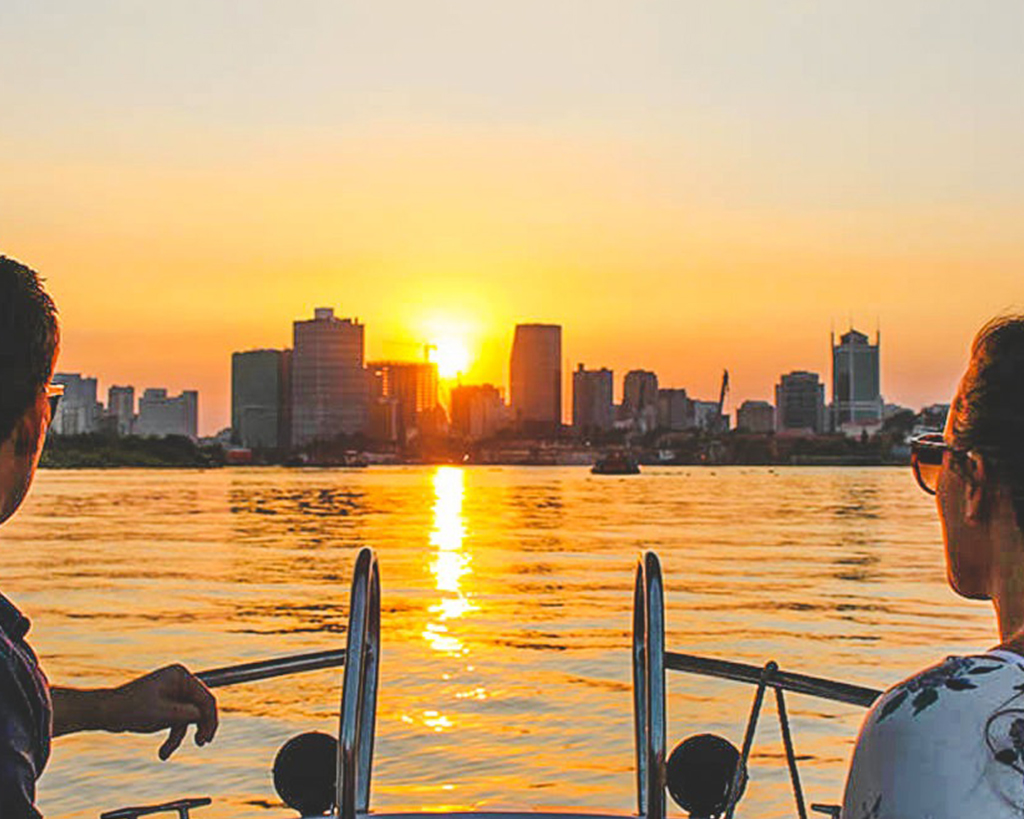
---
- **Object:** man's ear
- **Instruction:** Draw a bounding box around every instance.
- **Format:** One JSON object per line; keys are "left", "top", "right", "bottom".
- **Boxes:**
{"left": 12, "top": 398, "right": 45, "bottom": 458}
{"left": 964, "top": 452, "right": 991, "bottom": 524}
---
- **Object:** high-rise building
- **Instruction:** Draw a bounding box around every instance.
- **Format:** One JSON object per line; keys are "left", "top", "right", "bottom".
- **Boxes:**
{"left": 51, "top": 373, "right": 101, "bottom": 435}
{"left": 623, "top": 370, "right": 659, "bottom": 416}
{"left": 656, "top": 388, "right": 691, "bottom": 431}
{"left": 775, "top": 371, "right": 825, "bottom": 434}
{"left": 232, "top": 349, "right": 291, "bottom": 450}
{"left": 291, "top": 308, "right": 368, "bottom": 446}
{"left": 367, "top": 360, "right": 439, "bottom": 441}
{"left": 831, "top": 329, "right": 882, "bottom": 429}
{"left": 450, "top": 384, "right": 509, "bottom": 441}
{"left": 107, "top": 385, "right": 135, "bottom": 436}
{"left": 509, "top": 323, "right": 562, "bottom": 434}
{"left": 135, "top": 388, "right": 198, "bottom": 439}
{"left": 736, "top": 400, "right": 775, "bottom": 433}
{"left": 572, "top": 364, "right": 614, "bottom": 433}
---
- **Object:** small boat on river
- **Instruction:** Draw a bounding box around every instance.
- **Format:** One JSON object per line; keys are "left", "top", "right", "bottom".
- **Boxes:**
{"left": 101, "top": 549, "right": 879, "bottom": 819}
{"left": 591, "top": 451, "right": 641, "bottom": 475}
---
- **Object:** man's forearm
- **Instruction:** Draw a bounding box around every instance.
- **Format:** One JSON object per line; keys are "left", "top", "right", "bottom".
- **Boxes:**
{"left": 50, "top": 686, "right": 116, "bottom": 736}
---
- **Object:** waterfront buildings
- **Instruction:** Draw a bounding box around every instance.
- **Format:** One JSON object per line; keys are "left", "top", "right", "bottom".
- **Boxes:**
{"left": 450, "top": 384, "right": 509, "bottom": 441}
{"left": 622, "top": 369, "right": 659, "bottom": 432}
{"left": 51, "top": 373, "right": 101, "bottom": 435}
{"left": 367, "top": 360, "right": 439, "bottom": 442}
{"left": 291, "top": 308, "right": 368, "bottom": 446}
{"left": 657, "top": 388, "right": 691, "bottom": 432}
{"left": 136, "top": 388, "right": 198, "bottom": 439}
{"left": 107, "top": 385, "right": 135, "bottom": 436}
{"left": 775, "top": 371, "right": 825, "bottom": 434}
{"left": 831, "top": 329, "right": 883, "bottom": 430}
{"left": 736, "top": 400, "right": 775, "bottom": 433}
{"left": 232, "top": 349, "right": 291, "bottom": 450}
{"left": 693, "top": 400, "right": 730, "bottom": 432}
{"left": 572, "top": 364, "right": 614, "bottom": 434}
{"left": 509, "top": 323, "right": 562, "bottom": 434}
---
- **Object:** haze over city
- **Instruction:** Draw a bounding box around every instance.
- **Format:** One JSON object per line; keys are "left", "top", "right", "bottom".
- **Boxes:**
{"left": 3, "top": 1, "right": 1024, "bottom": 434}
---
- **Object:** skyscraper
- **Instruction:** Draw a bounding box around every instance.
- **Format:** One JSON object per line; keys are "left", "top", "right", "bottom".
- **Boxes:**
{"left": 450, "top": 384, "right": 509, "bottom": 441}
{"left": 831, "top": 329, "right": 883, "bottom": 429}
{"left": 736, "top": 400, "right": 775, "bottom": 433}
{"left": 657, "top": 388, "right": 691, "bottom": 431}
{"left": 367, "top": 360, "right": 439, "bottom": 441}
{"left": 135, "top": 388, "right": 198, "bottom": 439}
{"left": 572, "top": 364, "right": 614, "bottom": 433}
{"left": 291, "top": 308, "right": 368, "bottom": 446}
{"left": 232, "top": 349, "right": 291, "bottom": 450}
{"left": 107, "top": 385, "right": 135, "bottom": 436}
{"left": 510, "top": 323, "right": 562, "bottom": 434}
{"left": 775, "top": 371, "right": 825, "bottom": 434}
{"left": 51, "top": 373, "right": 101, "bottom": 435}
{"left": 623, "top": 370, "right": 659, "bottom": 417}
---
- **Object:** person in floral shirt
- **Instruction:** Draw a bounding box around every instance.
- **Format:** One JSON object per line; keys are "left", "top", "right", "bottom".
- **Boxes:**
{"left": 843, "top": 316, "right": 1024, "bottom": 817}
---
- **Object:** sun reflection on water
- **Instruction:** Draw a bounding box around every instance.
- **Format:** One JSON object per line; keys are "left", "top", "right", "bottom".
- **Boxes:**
{"left": 422, "top": 466, "right": 477, "bottom": 658}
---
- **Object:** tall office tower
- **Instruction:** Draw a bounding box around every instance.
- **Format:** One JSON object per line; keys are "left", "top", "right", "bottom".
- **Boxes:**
{"left": 366, "top": 361, "right": 439, "bottom": 441}
{"left": 232, "top": 349, "right": 291, "bottom": 449}
{"left": 831, "top": 328, "right": 882, "bottom": 429}
{"left": 107, "top": 385, "right": 135, "bottom": 436}
{"left": 450, "top": 384, "right": 509, "bottom": 441}
{"left": 135, "top": 388, "right": 199, "bottom": 439}
{"left": 623, "top": 370, "right": 659, "bottom": 416}
{"left": 509, "top": 323, "right": 562, "bottom": 434}
{"left": 51, "top": 373, "right": 101, "bottom": 435}
{"left": 736, "top": 400, "right": 775, "bottom": 433}
{"left": 291, "top": 308, "right": 368, "bottom": 446}
{"left": 775, "top": 371, "right": 825, "bottom": 434}
{"left": 572, "top": 364, "right": 614, "bottom": 433}
{"left": 656, "top": 388, "right": 691, "bottom": 431}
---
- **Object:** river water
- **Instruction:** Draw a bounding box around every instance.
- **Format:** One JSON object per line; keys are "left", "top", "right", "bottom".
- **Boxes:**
{"left": 0, "top": 466, "right": 996, "bottom": 818}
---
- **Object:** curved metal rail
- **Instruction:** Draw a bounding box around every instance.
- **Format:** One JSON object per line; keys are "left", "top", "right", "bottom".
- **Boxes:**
{"left": 337, "top": 547, "right": 381, "bottom": 819}
{"left": 632, "top": 551, "right": 665, "bottom": 819}
{"left": 634, "top": 550, "right": 881, "bottom": 819}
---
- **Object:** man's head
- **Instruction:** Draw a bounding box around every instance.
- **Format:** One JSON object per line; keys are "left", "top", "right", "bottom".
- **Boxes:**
{"left": 0, "top": 256, "right": 59, "bottom": 524}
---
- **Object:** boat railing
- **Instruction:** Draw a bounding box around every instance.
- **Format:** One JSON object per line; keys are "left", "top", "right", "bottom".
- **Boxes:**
{"left": 633, "top": 550, "right": 882, "bottom": 819}
{"left": 337, "top": 546, "right": 382, "bottom": 819}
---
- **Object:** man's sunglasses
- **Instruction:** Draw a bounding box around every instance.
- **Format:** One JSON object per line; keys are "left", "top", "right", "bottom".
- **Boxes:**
{"left": 910, "top": 432, "right": 971, "bottom": 495}
{"left": 46, "top": 384, "right": 64, "bottom": 418}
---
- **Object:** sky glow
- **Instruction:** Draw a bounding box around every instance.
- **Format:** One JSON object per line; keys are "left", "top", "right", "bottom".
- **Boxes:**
{"left": 2, "top": 1, "right": 1023, "bottom": 432}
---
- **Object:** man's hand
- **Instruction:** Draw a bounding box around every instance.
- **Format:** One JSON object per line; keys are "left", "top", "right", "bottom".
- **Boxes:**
{"left": 52, "top": 664, "right": 218, "bottom": 759}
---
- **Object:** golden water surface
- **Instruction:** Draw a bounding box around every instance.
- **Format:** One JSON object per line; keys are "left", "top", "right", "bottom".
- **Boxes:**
{"left": 0, "top": 466, "right": 997, "bottom": 818}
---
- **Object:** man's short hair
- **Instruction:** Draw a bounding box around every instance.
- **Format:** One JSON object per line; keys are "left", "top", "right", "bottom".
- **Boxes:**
{"left": 0, "top": 257, "right": 59, "bottom": 445}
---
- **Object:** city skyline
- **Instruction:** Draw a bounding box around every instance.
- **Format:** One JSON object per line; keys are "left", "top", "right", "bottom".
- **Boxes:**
{"left": 5, "top": 3, "right": 1023, "bottom": 433}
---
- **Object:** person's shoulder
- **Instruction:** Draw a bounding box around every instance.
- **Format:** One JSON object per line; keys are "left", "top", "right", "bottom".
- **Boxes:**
{"left": 843, "top": 652, "right": 1024, "bottom": 818}
{"left": 867, "top": 652, "right": 1020, "bottom": 728}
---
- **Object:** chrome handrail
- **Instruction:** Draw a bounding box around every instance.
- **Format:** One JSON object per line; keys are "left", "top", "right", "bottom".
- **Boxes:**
{"left": 634, "top": 550, "right": 881, "bottom": 819}
{"left": 632, "top": 552, "right": 665, "bottom": 819}
{"left": 337, "top": 547, "right": 381, "bottom": 819}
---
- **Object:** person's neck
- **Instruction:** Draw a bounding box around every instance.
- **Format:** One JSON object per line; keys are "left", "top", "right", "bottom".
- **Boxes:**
{"left": 990, "top": 517, "right": 1024, "bottom": 645}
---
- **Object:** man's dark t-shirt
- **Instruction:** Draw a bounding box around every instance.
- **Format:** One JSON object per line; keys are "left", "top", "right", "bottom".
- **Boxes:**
{"left": 0, "top": 594, "right": 51, "bottom": 818}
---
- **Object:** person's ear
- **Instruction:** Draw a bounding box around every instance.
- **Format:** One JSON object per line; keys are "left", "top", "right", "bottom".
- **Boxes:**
{"left": 964, "top": 451, "right": 990, "bottom": 524}
{"left": 12, "top": 397, "right": 46, "bottom": 458}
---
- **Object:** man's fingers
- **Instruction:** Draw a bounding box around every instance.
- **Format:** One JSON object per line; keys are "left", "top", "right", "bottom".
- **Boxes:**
{"left": 173, "top": 669, "right": 218, "bottom": 745}
{"left": 159, "top": 724, "right": 187, "bottom": 761}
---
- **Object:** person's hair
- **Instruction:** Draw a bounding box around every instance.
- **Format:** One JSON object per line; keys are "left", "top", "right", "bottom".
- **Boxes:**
{"left": 949, "top": 314, "right": 1024, "bottom": 531}
{"left": 0, "top": 257, "right": 59, "bottom": 446}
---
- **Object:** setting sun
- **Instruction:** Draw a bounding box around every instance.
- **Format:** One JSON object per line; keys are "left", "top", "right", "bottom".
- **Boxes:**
{"left": 431, "top": 337, "right": 472, "bottom": 379}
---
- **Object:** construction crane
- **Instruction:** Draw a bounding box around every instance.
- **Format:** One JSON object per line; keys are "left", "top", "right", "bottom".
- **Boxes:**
{"left": 715, "top": 369, "right": 730, "bottom": 435}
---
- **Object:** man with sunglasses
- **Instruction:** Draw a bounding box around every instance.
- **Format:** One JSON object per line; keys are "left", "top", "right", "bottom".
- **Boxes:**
{"left": 0, "top": 257, "right": 217, "bottom": 817}
{"left": 843, "top": 316, "right": 1024, "bottom": 818}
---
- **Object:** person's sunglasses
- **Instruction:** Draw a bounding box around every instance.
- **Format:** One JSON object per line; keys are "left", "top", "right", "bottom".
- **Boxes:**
{"left": 46, "top": 384, "right": 64, "bottom": 419}
{"left": 910, "top": 432, "right": 971, "bottom": 495}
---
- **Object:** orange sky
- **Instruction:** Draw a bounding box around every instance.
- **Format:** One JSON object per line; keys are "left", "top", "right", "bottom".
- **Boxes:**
{"left": 2, "top": 3, "right": 1023, "bottom": 433}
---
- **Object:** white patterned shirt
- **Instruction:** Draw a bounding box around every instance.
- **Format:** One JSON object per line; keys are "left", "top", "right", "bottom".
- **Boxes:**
{"left": 843, "top": 649, "right": 1024, "bottom": 819}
